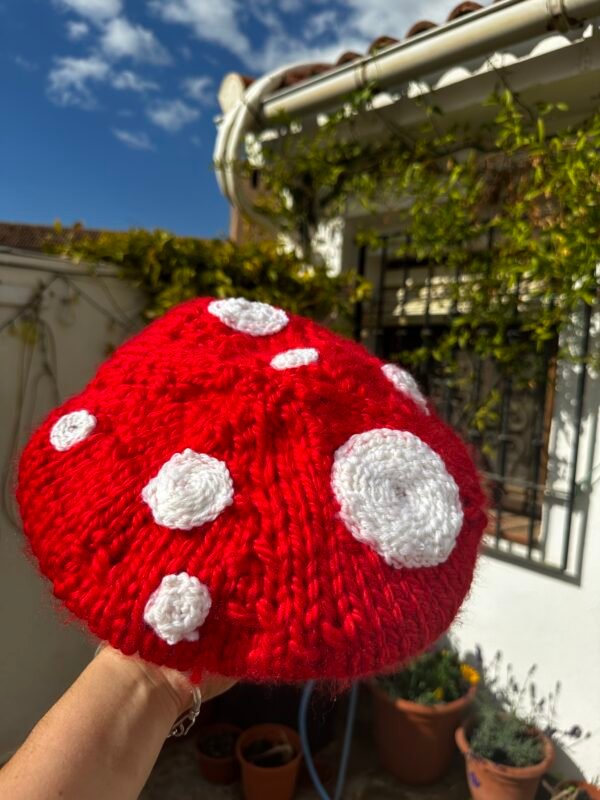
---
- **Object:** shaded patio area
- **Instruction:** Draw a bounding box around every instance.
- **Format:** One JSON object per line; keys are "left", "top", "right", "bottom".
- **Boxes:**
{"left": 140, "top": 686, "right": 469, "bottom": 800}
{"left": 141, "top": 730, "right": 469, "bottom": 800}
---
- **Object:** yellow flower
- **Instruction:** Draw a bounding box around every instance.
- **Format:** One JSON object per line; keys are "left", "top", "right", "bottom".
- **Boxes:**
{"left": 460, "top": 664, "right": 481, "bottom": 685}
{"left": 433, "top": 687, "right": 444, "bottom": 701}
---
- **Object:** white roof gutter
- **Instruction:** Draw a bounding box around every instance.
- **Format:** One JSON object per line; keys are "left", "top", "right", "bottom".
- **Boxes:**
{"left": 214, "top": 0, "right": 600, "bottom": 231}
{"left": 263, "top": 0, "right": 600, "bottom": 119}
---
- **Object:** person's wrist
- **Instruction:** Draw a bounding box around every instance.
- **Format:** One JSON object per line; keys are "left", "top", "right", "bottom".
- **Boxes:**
{"left": 95, "top": 646, "right": 193, "bottom": 720}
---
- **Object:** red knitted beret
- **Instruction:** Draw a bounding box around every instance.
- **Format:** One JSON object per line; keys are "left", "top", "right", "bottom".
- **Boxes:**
{"left": 17, "top": 297, "right": 486, "bottom": 683}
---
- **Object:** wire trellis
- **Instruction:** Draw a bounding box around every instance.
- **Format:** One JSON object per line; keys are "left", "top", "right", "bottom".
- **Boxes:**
{"left": 0, "top": 270, "right": 141, "bottom": 529}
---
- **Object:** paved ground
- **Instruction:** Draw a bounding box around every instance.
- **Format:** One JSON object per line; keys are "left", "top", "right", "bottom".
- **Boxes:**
{"left": 140, "top": 725, "right": 470, "bottom": 800}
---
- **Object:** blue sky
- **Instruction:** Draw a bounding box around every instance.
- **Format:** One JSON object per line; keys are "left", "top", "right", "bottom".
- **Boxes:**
{"left": 0, "top": 0, "right": 452, "bottom": 238}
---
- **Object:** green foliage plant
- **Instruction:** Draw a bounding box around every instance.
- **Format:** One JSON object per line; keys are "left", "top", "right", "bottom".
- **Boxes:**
{"left": 242, "top": 86, "right": 600, "bottom": 398}
{"left": 469, "top": 649, "right": 589, "bottom": 768}
{"left": 470, "top": 704, "right": 545, "bottom": 768}
{"left": 46, "top": 225, "right": 369, "bottom": 331}
{"left": 376, "top": 648, "right": 478, "bottom": 707}
{"left": 551, "top": 784, "right": 597, "bottom": 800}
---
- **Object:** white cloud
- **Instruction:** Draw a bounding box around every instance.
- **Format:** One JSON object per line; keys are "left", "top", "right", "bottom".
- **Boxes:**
{"left": 148, "top": 0, "right": 460, "bottom": 74}
{"left": 47, "top": 57, "right": 160, "bottom": 108}
{"left": 66, "top": 20, "right": 90, "bottom": 39}
{"left": 100, "top": 17, "right": 171, "bottom": 64}
{"left": 147, "top": 99, "right": 199, "bottom": 132}
{"left": 15, "top": 55, "right": 38, "bottom": 71}
{"left": 304, "top": 10, "right": 338, "bottom": 39}
{"left": 47, "top": 55, "right": 110, "bottom": 108}
{"left": 278, "top": 0, "right": 302, "bottom": 11}
{"left": 252, "top": 34, "right": 365, "bottom": 73}
{"left": 342, "top": 0, "right": 453, "bottom": 41}
{"left": 182, "top": 75, "right": 213, "bottom": 104}
{"left": 148, "top": 0, "right": 250, "bottom": 61}
{"left": 112, "top": 128, "right": 154, "bottom": 150}
{"left": 147, "top": 0, "right": 349, "bottom": 71}
{"left": 246, "top": 0, "right": 284, "bottom": 35}
{"left": 112, "top": 70, "right": 159, "bottom": 92}
{"left": 57, "top": 0, "right": 121, "bottom": 22}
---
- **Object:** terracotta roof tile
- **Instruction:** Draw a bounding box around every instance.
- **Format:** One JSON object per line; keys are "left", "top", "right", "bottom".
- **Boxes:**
{"left": 0, "top": 222, "right": 105, "bottom": 253}
{"left": 280, "top": 63, "right": 333, "bottom": 87}
{"left": 447, "top": 1, "right": 483, "bottom": 21}
{"left": 368, "top": 35, "right": 400, "bottom": 54}
{"left": 405, "top": 20, "right": 438, "bottom": 38}
{"left": 336, "top": 50, "right": 362, "bottom": 65}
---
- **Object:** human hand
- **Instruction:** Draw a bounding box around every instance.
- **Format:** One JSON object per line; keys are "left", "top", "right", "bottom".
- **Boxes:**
{"left": 0, "top": 644, "right": 237, "bottom": 800}
{"left": 96, "top": 645, "right": 237, "bottom": 719}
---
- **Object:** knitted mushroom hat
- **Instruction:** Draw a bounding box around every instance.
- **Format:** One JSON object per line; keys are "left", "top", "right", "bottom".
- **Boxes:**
{"left": 17, "top": 297, "right": 486, "bottom": 683}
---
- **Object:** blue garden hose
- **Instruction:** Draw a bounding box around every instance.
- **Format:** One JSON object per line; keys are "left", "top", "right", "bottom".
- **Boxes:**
{"left": 298, "top": 680, "right": 360, "bottom": 800}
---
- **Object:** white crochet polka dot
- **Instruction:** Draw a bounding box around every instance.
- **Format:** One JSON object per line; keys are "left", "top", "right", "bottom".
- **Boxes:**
{"left": 144, "top": 572, "right": 211, "bottom": 645}
{"left": 382, "top": 364, "right": 429, "bottom": 414}
{"left": 332, "top": 428, "right": 463, "bottom": 568}
{"left": 50, "top": 410, "right": 97, "bottom": 451}
{"left": 208, "top": 297, "right": 288, "bottom": 336}
{"left": 142, "top": 449, "right": 234, "bottom": 530}
{"left": 270, "top": 348, "right": 319, "bottom": 370}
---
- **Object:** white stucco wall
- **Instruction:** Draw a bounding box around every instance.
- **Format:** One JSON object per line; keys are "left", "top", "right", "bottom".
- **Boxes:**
{"left": 0, "top": 253, "right": 144, "bottom": 762}
{"left": 454, "top": 550, "right": 600, "bottom": 780}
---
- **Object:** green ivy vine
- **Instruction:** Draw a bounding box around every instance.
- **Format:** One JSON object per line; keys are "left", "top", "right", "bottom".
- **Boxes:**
{"left": 246, "top": 88, "right": 600, "bottom": 379}
{"left": 46, "top": 226, "right": 368, "bottom": 332}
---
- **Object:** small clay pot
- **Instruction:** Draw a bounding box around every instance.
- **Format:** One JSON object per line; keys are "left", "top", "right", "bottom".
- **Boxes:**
{"left": 196, "top": 723, "right": 242, "bottom": 784}
{"left": 371, "top": 682, "right": 476, "bottom": 785}
{"left": 236, "top": 723, "right": 302, "bottom": 800}
{"left": 455, "top": 720, "right": 554, "bottom": 800}
{"left": 556, "top": 781, "right": 600, "bottom": 799}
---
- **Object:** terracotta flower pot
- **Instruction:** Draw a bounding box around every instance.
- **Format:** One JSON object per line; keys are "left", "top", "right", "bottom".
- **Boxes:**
{"left": 557, "top": 780, "right": 600, "bottom": 799}
{"left": 236, "top": 723, "right": 302, "bottom": 800}
{"left": 196, "top": 723, "right": 242, "bottom": 784}
{"left": 371, "top": 682, "right": 476, "bottom": 785}
{"left": 455, "top": 720, "right": 554, "bottom": 800}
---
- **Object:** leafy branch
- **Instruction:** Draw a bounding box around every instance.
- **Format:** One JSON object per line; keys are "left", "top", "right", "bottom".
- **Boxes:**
{"left": 46, "top": 226, "right": 369, "bottom": 332}
{"left": 240, "top": 88, "right": 600, "bottom": 386}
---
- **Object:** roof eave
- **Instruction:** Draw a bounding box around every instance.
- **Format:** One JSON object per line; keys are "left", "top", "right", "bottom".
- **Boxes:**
{"left": 260, "top": 0, "right": 600, "bottom": 120}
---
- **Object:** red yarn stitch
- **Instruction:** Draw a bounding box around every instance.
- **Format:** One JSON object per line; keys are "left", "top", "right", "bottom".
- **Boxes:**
{"left": 17, "top": 297, "right": 487, "bottom": 682}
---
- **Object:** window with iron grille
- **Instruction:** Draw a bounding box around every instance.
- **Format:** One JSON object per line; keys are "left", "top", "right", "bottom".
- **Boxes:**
{"left": 355, "top": 235, "right": 592, "bottom": 583}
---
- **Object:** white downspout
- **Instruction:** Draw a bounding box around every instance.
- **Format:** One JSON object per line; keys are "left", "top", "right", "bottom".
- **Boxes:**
{"left": 213, "top": 63, "right": 313, "bottom": 235}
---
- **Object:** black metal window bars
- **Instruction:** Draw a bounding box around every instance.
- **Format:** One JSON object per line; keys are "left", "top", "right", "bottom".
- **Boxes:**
{"left": 354, "top": 236, "right": 593, "bottom": 583}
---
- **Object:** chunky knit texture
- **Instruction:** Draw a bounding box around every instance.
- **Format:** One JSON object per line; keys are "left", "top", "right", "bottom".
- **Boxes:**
{"left": 17, "top": 296, "right": 487, "bottom": 683}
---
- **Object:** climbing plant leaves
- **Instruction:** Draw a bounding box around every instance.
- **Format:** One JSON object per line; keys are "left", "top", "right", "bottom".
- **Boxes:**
{"left": 46, "top": 228, "right": 369, "bottom": 332}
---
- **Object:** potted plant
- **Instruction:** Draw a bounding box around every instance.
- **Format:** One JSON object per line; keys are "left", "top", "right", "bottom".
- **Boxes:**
{"left": 456, "top": 651, "right": 588, "bottom": 800}
{"left": 236, "top": 723, "right": 302, "bottom": 800}
{"left": 371, "top": 647, "right": 479, "bottom": 784}
{"left": 196, "top": 723, "right": 242, "bottom": 784}
{"left": 456, "top": 704, "right": 554, "bottom": 800}
{"left": 552, "top": 781, "right": 600, "bottom": 799}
